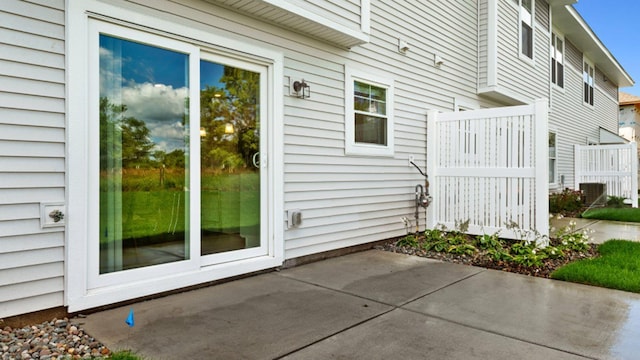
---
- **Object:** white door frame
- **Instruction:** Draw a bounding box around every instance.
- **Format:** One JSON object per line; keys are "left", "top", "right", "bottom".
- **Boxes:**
{"left": 66, "top": 0, "right": 284, "bottom": 311}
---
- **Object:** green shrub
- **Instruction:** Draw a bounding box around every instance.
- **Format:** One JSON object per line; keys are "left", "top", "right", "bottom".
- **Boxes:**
{"left": 396, "top": 234, "right": 419, "bottom": 248}
{"left": 549, "top": 188, "right": 583, "bottom": 214}
{"left": 606, "top": 195, "right": 627, "bottom": 208}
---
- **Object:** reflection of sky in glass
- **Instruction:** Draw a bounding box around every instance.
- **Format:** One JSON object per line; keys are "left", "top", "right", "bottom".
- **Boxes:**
{"left": 100, "top": 34, "right": 188, "bottom": 153}
{"left": 200, "top": 60, "right": 224, "bottom": 90}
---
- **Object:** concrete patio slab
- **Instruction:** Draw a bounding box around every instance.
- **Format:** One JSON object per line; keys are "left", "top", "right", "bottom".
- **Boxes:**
{"left": 404, "top": 268, "right": 640, "bottom": 360}
{"left": 278, "top": 250, "right": 483, "bottom": 306}
{"left": 282, "top": 308, "right": 586, "bottom": 360}
{"left": 76, "top": 248, "right": 640, "bottom": 359}
{"left": 77, "top": 273, "right": 392, "bottom": 360}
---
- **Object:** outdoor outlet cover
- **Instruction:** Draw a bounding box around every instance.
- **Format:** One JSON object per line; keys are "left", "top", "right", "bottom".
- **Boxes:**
{"left": 41, "top": 202, "right": 66, "bottom": 228}
{"left": 288, "top": 209, "right": 302, "bottom": 228}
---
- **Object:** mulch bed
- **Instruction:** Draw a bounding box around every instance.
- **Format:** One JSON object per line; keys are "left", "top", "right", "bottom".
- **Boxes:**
{"left": 376, "top": 238, "right": 599, "bottom": 279}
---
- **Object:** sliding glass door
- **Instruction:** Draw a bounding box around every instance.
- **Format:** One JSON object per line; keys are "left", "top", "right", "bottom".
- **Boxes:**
{"left": 91, "top": 22, "right": 268, "bottom": 287}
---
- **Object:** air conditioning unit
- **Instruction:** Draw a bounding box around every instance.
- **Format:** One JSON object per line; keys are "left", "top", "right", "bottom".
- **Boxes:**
{"left": 579, "top": 183, "right": 607, "bottom": 206}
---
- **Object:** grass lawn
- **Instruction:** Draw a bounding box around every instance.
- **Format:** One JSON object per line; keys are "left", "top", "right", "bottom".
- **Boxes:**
{"left": 581, "top": 207, "right": 640, "bottom": 223}
{"left": 551, "top": 240, "right": 640, "bottom": 293}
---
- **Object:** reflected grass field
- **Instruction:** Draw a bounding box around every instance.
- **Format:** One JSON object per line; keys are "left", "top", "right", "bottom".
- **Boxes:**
{"left": 100, "top": 171, "right": 259, "bottom": 243}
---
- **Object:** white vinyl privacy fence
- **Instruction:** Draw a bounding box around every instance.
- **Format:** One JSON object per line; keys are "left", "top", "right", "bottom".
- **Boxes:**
{"left": 574, "top": 142, "right": 638, "bottom": 207}
{"left": 426, "top": 99, "right": 549, "bottom": 241}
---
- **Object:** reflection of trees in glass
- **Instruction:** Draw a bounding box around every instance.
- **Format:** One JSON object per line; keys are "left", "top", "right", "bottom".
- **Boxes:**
{"left": 200, "top": 66, "right": 259, "bottom": 172}
{"left": 99, "top": 97, "right": 185, "bottom": 170}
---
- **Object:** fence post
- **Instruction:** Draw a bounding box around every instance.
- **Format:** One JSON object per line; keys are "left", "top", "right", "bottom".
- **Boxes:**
{"left": 574, "top": 144, "right": 581, "bottom": 189}
{"left": 426, "top": 109, "right": 439, "bottom": 230}
{"left": 632, "top": 142, "right": 638, "bottom": 208}
{"left": 534, "top": 98, "right": 549, "bottom": 242}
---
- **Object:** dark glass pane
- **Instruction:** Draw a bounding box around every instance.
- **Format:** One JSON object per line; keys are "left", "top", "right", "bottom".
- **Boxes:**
{"left": 355, "top": 114, "right": 387, "bottom": 145}
{"left": 521, "top": 24, "right": 533, "bottom": 58}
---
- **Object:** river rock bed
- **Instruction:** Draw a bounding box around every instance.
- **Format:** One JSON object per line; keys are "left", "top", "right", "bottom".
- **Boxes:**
{"left": 0, "top": 318, "right": 110, "bottom": 360}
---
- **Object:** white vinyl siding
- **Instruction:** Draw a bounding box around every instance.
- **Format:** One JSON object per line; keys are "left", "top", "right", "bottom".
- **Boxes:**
{"left": 0, "top": 0, "right": 66, "bottom": 318}
{"left": 478, "top": 0, "right": 550, "bottom": 104}
{"left": 550, "top": 40, "right": 619, "bottom": 189}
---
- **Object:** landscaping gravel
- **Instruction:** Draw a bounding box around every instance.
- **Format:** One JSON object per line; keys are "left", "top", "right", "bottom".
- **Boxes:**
{"left": 0, "top": 318, "right": 110, "bottom": 360}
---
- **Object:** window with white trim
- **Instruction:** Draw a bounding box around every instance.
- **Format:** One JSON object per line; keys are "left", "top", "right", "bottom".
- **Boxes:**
{"left": 519, "top": 0, "right": 534, "bottom": 59}
{"left": 551, "top": 32, "right": 564, "bottom": 88}
{"left": 549, "top": 130, "right": 557, "bottom": 185}
{"left": 583, "top": 59, "right": 595, "bottom": 106}
{"left": 345, "top": 68, "right": 394, "bottom": 156}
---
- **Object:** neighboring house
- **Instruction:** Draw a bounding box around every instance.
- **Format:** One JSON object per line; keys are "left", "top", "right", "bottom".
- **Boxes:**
{"left": 0, "top": 0, "right": 632, "bottom": 319}
{"left": 619, "top": 91, "right": 640, "bottom": 144}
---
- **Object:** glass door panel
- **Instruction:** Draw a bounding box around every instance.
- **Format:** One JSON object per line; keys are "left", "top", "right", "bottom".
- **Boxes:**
{"left": 99, "top": 34, "right": 190, "bottom": 273}
{"left": 199, "top": 60, "right": 261, "bottom": 256}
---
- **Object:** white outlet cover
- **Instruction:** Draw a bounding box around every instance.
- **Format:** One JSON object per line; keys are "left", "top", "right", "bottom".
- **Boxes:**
{"left": 41, "top": 202, "right": 66, "bottom": 228}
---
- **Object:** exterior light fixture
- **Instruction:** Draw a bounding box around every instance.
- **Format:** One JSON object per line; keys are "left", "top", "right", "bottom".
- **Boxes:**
{"left": 292, "top": 79, "right": 310, "bottom": 99}
{"left": 224, "top": 123, "right": 235, "bottom": 134}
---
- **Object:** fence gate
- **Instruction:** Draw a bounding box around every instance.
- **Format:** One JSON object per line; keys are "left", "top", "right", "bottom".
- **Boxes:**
{"left": 574, "top": 142, "right": 638, "bottom": 207}
{"left": 426, "top": 99, "right": 549, "bottom": 241}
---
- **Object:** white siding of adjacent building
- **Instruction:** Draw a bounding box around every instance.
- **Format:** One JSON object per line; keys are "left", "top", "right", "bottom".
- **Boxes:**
{"left": 550, "top": 40, "right": 621, "bottom": 190}
{"left": 0, "top": 0, "right": 66, "bottom": 318}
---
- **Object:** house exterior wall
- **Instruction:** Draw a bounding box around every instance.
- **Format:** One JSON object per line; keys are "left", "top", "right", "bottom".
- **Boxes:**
{"left": 619, "top": 104, "right": 640, "bottom": 143}
{"left": 549, "top": 36, "right": 621, "bottom": 190}
{"left": 478, "top": 0, "right": 551, "bottom": 104}
{"left": 0, "top": 0, "right": 629, "bottom": 318}
{"left": 0, "top": 0, "right": 66, "bottom": 318}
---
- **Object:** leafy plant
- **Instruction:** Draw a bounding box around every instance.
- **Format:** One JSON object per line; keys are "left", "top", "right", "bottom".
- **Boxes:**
{"left": 509, "top": 241, "right": 547, "bottom": 267}
{"left": 487, "top": 248, "right": 512, "bottom": 262}
{"left": 606, "top": 195, "right": 627, "bottom": 208}
{"left": 447, "top": 243, "right": 477, "bottom": 256}
{"left": 475, "top": 233, "right": 503, "bottom": 250}
{"left": 549, "top": 188, "right": 584, "bottom": 214}
{"left": 396, "top": 234, "right": 419, "bottom": 248}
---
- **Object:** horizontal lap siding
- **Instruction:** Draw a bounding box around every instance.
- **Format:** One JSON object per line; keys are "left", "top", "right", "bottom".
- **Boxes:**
{"left": 139, "top": 0, "right": 500, "bottom": 259}
{"left": 551, "top": 33, "right": 621, "bottom": 190}
{"left": 0, "top": 1, "right": 66, "bottom": 318}
{"left": 495, "top": 0, "right": 549, "bottom": 102}
{"left": 300, "top": 0, "right": 361, "bottom": 31}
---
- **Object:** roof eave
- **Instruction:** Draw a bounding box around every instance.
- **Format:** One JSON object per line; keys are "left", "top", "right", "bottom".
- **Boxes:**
{"left": 552, "top": 4, "right": 634, "bottom": 88}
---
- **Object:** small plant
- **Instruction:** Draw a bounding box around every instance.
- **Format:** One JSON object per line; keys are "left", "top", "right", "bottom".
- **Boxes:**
{"left": 475, "top": 232, "right": 503, "bottom": 250}
{"left": 606, "top": 195, "right": 627, "bottom": 208}
{"left": 549, "top": 188, "right": 584, "bottom": 214}
{"left": 552, "top": 217, "right": 592, "bottom": 252}
{"left": 396, "top": 234, "right": 419, "bottom": 248}
{"left": 509, "top": 241, "right": 547, "bottom": 267}
{"left": 447, "top": 243, "right": 477, "bottom": 256}
{"left": 487, "top": 248, "right": 512, "bottom": 262}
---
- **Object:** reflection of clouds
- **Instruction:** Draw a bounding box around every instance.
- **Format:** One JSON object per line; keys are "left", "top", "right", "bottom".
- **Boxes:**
{"left": 152, "top": 121, "right": 186, "bottom": 153}
{"left": 121, "top": 84, "right": 188, "bottom": 153}
{"left": 100, "top": 46, "right": 188, "bottom": 153}
{"left": 121, "top": 83, "right": 187, "bottom": 123}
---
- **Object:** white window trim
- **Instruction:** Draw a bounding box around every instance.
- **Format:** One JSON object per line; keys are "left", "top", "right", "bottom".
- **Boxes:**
{"left": 66, "top": 0, "right": 284, "bottom": 311}
{"left": 345, "top": 66, "right": 395, "bottom": 157}
{"left": 518, "top": 0, "right": 535, "bottom": 65}
{"left": 583, "top": 57, "right": 595, "bottom": 108}
{"left": 454, "top": 97, "right": 479, "bottom": 112}
{"left": 549, "top": 128, "right": 558, "bottom": 188}
{"left": 551, "top": 30, "right": 565, "bottom": 91}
